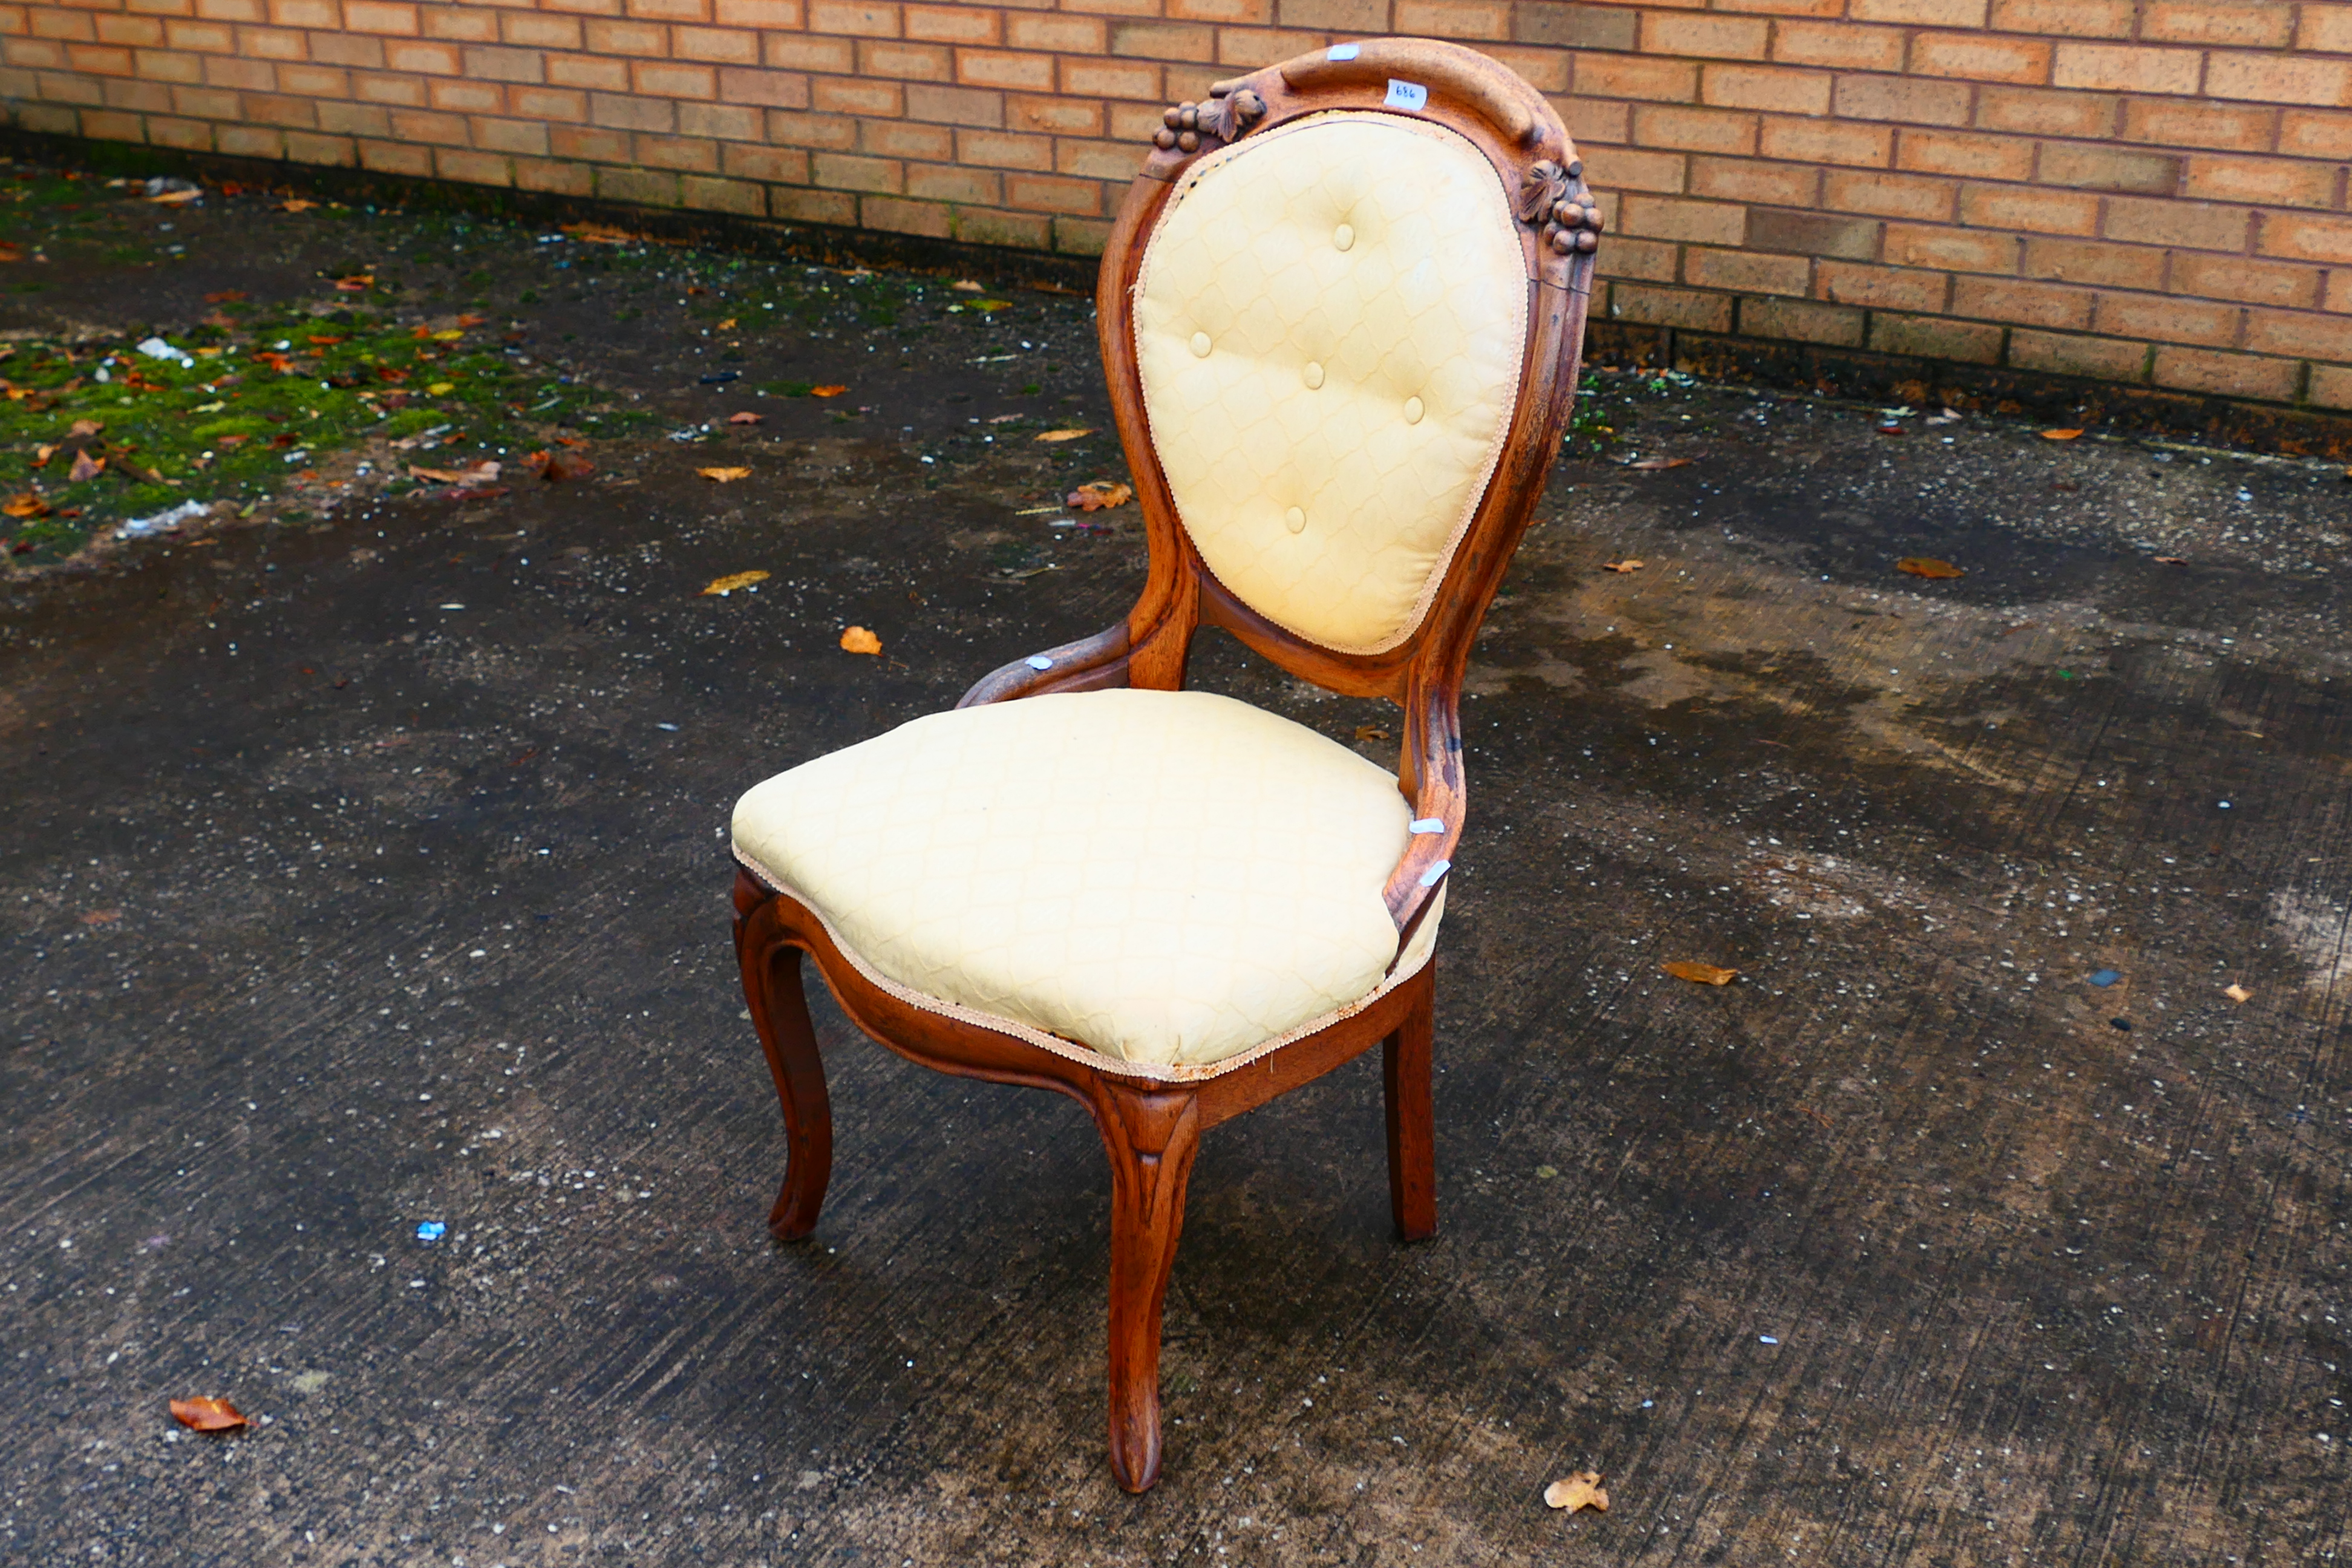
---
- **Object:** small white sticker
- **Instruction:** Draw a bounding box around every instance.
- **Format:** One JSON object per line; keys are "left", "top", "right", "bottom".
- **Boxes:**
{"left": 1327, "top": 42, "right": 1360, "bottom": 60}
{"left": 1385, "top": 78, "right": 1428, "bottom": 111}
{"left": 1409, "top": 818, "right": 1445, "bottom": 834}
{"left": 1417, "top": 858, "right": 1451, "bottom": 888}
{"left": 1025, "top": 654, "right": 1054, "bottom": 670}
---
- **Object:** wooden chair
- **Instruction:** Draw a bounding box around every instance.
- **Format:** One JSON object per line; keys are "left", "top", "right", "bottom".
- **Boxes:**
{"left": 729, "top": 38, "right": 1599, "bottom": 1493}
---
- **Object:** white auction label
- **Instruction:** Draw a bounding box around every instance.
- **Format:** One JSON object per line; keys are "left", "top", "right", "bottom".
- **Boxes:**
{"left": 1385, "top": 78, "right": 1428, "bottom": 111}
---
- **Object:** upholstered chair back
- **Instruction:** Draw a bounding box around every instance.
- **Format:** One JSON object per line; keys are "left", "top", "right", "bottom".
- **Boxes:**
{"left": 1130, "top": 113, "right": 1532, "bottom": 656}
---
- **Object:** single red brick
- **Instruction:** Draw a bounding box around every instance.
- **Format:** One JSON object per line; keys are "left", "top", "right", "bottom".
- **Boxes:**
{"left": 359, "top": 136, "right": 436, "bottom": 174}
{"left": 1898, "top": 128, "right": 2036, "bottom": 180}
{"left": 1952, "top": 275, "right": 2093, "bottom": 330}
{"left": 716, "top": 67, "right": 808, "bottom": 109}
{"left": 2037, "top": 141, "right": 2181, "bottom": 193}
{"left": 1585, "top": 143, "right": 1688, "bottom": 194}
{"left": 1913, "top": 31, "right": 2053, "bottom": 85}
{"left": 1644, "top": 12, "right": 1768, "bottom": 60}
{"left": 591, "top": 90, "right": 675, "bottom": 130}
{"left": 1165, "top": 0, "right": 1271, "bottom": 22}
{"left": 2106, "top": 195, "right": 2256, "bottom": 250}
{"left": 1607, "top": 283, "right": 1735, "bottom": 333}
{"left": 1061, "top": 57, "right": 1158, "bottom": 98}
{"left": 714, "top": 0, "right": 800, "bottom": 25}
{"left": 2203, "top": 51, "right": 2352, "bottom": 105}
{"left": 1976, "top": 85, "right": 2117, "bottom": 139}
{"left": 1618, "top": 192, "right": 1746, "bottom": 246}
{"left": 1818, "top": 260, "right": 1950, "bottom": 312}
{"left": 1771, "top": 20, "right": 1903, "bottom": 72}
{"left": 1107, "top": 21, "right": 1214, "bottom": 60}
{"left": 956, "top": 204, "right": 1051, "bottom": 250}
{"left": 1988, "top": 0, "right": 2132, "bottom": 36}
{"left": 1702, "top": 64, "right": 1830, "bottom": 116}
{"left": 956, "top": 125, "right": 1053, "bottom": 170}
{"left": 635, "top": 132, "right": 720, "bottom": 172}
{"left": 808, "top": 0, "right": 898, "bottom": 38}
{"left": 1849, "top": 0, "right": 1989, "bottom": 22}
{"left": 284, "top": 129, "right": 358, "bottom": 164}
{"left": 2278, "top": 109, "right": 2352, "bottom": 158}
{"left": 423, "top": 75, "right": 501, "bottom": 113}
{"left": 1005, "top": 170, "right": 1099, "bottom": 214}
{"left": 2008, "top": 328, "right": 2146, "bottom": 379}
{"left": 550, "top": 123, "right": 632, "bottom": 161}
{"left": 862, "top": 194, "right": 953, "bottom": 237}
{"left": 1005, "top": 93, "right": 1094, "bottom": 135}
{"left": 1884, "top": 221, "right": 2019, "bottom": 271}
{"left": 2096, "top": 291, "right": 2241, "bottom": 344}
{"left": 2184, "top": 154, "right": 2337, "bottom": 208}
{"left": 2244, "top": 304, "right": 2352, "bottom": 360}
{"left": 765, "top": 33, "right": 854, "bottom": 72}
{"left": 1869, "top": 311, "right": 2004, "bottom": 363}
{"left": 1824, "top": 169, "right": 1959, "bottom": 223}
{"left": 470, "top": 114, "right": 549, "bottom": 155}
{"left": 719, "top": 141, "right": 811, "bottom": 182}
{"left": 673, "top": 25, "right": 759, "bottom": 63}
{"left": 2053, "top": 42, "right": 2201, "bottom": 95}
{"left": 1006, "top": 11, "right": 1103, "bottom": 51}
{"left": 547, "top": 54, "right": 630, "bottom": 92}
{"left": 904, "top": 2, "right": 994, "bottom": 43}
{"left": 2256, "top": 210, "right": 2352, "bottom": 264}
{"left": 2168, "top": 251, "right": 2321, "bottom": 309}
{"left": 1573, "top": 53, "right": 1699, "bottom": 105}
{"left": 1682, "top": 244, "right": 1811, "bottom": 296}
{"left": 862, "top": 116, "right": 952, "bottom": 159}
{"left": 387, "top": 106, "right": 467, "bottom": 145}
{"left": 1759, "top": 114, "right": 1894, "bottom": 167}
{"left": 2117, "top": 97, "right": 2276, "bottom": 151}
{"left": 1391, "top": 0, "right": 1510, "bottom": 40}
{"left": 1833, "top": 73, "right": 1973, "bottom": 126}
{"left": 2024, "top": 236, "right": 2167, "bottom": 289}
{"left": 1689, "top": 155, "right": 1818, "bottom": 208}
{"left": 1739, "top": 296, "right": 1866, "bottom": 347}
{"left": 770, "top": 185, "right": 858, "bottom": 224}
{"left": 811, "top": 73, "right": 899, "bottom": 114}
{"left": 812, "top": 149, "right": 902, "bottom": 192}
{"left": 678, "top": 101, "right": 760, "bottom": 139}
{"left": 957, "top": 47, "right": 1054, "bottom": 91}
{"left": 906, "top": 159, "right": 999, "bottom": 203}
{"left": 1057, "top": 136, "right": 1143, "bottom": 180}
{"left": 341, "top": 0, "right": 416, "bottom": 35}
{"left": 1631, "top": 103, "right": 1757, "bottom": 155}
{"left": 2152, "top": 345, "right": 2300, "bottom": 399}
{"left": 1959, "top": 182, "right": 2099, "bottom": 235}
{"left": 2143, "top": 1, "right": 2296, "bottom": 48}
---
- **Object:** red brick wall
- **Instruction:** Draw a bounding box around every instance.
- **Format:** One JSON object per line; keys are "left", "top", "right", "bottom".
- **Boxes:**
{"left": 5, "top": 1, "right": 2351, "bottom": 408}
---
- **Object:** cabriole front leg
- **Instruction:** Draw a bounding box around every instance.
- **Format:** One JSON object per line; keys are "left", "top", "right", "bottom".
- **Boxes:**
{"left": 1093, "top": 1080, "right": 1203, "bottom": 1493}
{"left": 733, "top": 872, "right": 834, "bottom": 1243}
{"left": 1383, "top": 961, "right": 1438, "bottom": 1242}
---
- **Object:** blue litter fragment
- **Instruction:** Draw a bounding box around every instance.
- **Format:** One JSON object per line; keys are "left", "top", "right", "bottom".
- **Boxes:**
{"left": 416, "top": 1221, "right": 446, "bottom": 1243}
{"left": 2089, "top": 969, "right": 2122, "bottom": 987}
{"left": 1759, "top": 1335, "right": 1780, "bottom": 1345}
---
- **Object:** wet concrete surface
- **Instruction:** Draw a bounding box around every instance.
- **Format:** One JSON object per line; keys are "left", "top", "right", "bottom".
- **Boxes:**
{"left": 4, "top": 189, "right": 2352, "bottom": 1566}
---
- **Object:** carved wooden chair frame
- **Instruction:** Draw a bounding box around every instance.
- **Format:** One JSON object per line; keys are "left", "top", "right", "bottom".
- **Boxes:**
{"left": 731, "top": 37, "right": 1598, "bottom": 1494}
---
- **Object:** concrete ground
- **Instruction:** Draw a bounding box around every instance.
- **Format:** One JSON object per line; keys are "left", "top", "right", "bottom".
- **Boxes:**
{"left": 4, "top": 169, "right": 2351, "bottom": 1566}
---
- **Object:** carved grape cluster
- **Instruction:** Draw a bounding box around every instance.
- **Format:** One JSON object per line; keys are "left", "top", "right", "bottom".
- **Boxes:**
{"left": 1517, "top": 158, "right": 1603, "bottom": 256}
{"left": 1152, "top": 83, "right": 1267, "bottom": 154}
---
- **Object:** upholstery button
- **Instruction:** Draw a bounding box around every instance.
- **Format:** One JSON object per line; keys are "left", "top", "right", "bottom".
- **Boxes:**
{"left": 1303, "top": 361, "right": 1324, "bottom": 389}
{"left": 1284, "top": 506, "right": 1307, "bottom": 534}
{"left": 1403, "top": 396, "right": 1425, "bottom": 425}
{"left": 1333, "top": 223, "right": 1354, "bottom": 252}
{"left": 1190, "top": 331, "right": 1211, "bottom": 358}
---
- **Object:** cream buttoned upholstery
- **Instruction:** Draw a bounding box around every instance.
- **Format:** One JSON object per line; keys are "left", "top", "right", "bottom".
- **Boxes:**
{"left": 1132, "top": 111, "right": 1529, "bottom": 654}
{"left": 732, "top": 690, "right": 1442, "bottom": 1076}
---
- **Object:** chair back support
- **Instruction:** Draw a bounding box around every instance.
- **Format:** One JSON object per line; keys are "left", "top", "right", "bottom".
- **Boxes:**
{"left": 1131, "top": 111, "right": 1532, "bottom": 655}
{"left": 1099, "top": 38, "right": 1598, "bottom": 704}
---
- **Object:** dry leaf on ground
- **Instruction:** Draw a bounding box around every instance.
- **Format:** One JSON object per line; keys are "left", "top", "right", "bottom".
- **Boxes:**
{"left": 2154, "top": 556, "right": 2187, "bottom": 564}
{"left": 148, "top": 188, "right": 202, "bottom": 206}
{"left": 1625, "top": 456, "right": 1692, "bottom": 470}
{"left": 951, "top": 279, "right": 984, "bottom": 292}
{"left": 700, "top": 571, "right": 770, "bottom": 596}
{"left": 3, "top": 492, "right": 51, "bottom": 519}
{"left": 1664, "top": 960, "right": 1739, "bottom": 985}
{"left": 1896, "top": 557, "right": 1966, "bottom": 580}
{"left": 202, "top": 290, "right": 246, "bottom": 304}
{"left": 2040, "top": 428, "right": 2083, "bottom": 441}
{"left": 1067, "top": 481, "right": 1132, "bottom": 511}
{"left": 809, "top": 385, "right": 848, "bottom": 398}
{"left": 170, "top": 1397, "right": 247, "bottom": 1433}
{"left": 0, "top": 244, "right": 19, "bottom": 263}
{"left": 839, "top": 626, "right": 883, "bottom": 655}
{"left": 80, "top": 909, "right": 120, "bottom": 925}
{"left": 68, "top": 449, "right": 104, "bottom": 482}
{"left": 727, "top": 411, "right": 763, "bottom": 425}
{"left": 562, "top": 221, "right": 642, "bottom": 244}
{"left": 970, "top": 299, "right": 1014, "bottom": 313}
{"left": 1035, "top": 428, "right": 1094, "bottom": 443}
{"left": 279, "top": 199, "right": 316, "bottom": 213}
{"left": 1354, "top": 725, "right": 1392, "bottom": 743}
{"left": 409, "top": 462, "right": 500, "bottom": 486}
{"left": 30, "top": 443, "right": 53, "bottom": 469}
{"left": 455, "top": 313, "right": 488, "bottom": 329}
{"left": 697, "top": 466, "right": 751, "bottom": 483}
{"left": 2223, "top": 983, "right": 2253, "bottom": 1004}
{"left": 1544, "top": 1472, "right": 1609, "bottom": 1514}
{"left": 332, "top": 275, "right": 374, "bottom": 292}
{"left": 526, "top": 449, "right": 592, "bottom": 482}
{"left": 1602, "top": 558, "right": 1644, "bottom": 573}
{"left": 66, "top": 419, "right": 104, "bottom": 439}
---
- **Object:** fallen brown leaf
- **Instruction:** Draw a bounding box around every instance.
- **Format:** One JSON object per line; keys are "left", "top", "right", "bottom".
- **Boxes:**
{"left": 1601, "top": 558, "right": 1644, "bottom": 573}
{"left": 408, "top": 462, "right": 500, "bottom": 486}
{"left": 66, "top": 419, "right": 103, "bottom": 439}
{"left": 0, "top": 243, "right": 19, "bottom": 263}
{"left": 1896, "top": 557, "right": 1966, "bottom": 580}
{"left": 279, "top": 198, "right": 316, "bottom": 212}
{"left": 67, "top": 449, "right": 103, "bottom": 482}
{"left": 307, "top": 335, "right": 344, "bottom": 346}
{"left": 952, "top": 279, "right": 984, "bottom": 292}
{"left": 4, "top": 492, "right": 50, "bottom": 520}
{"left": 697, "top": 466, "right": 751, "bottom": 483}
{"left": 1035, "top": 428, "right": 1094, "bottom": 443}
{"left": 2223, "top": 983, "right": 2253, "bottom": 1004}
{"left": 1544, "top": 1472, "right": 1609, "bottom": 1514}
{"left": 839, "top": 625, "right": 883, "bottom": 655}
{"left": 526, "top": 449, "right": 593, "bottom": 482}
{"left": 727, "top": 411, "right": 763, "bottom": 425}
{"left": 700, "top": 570, "right": 771, "bottom": 596}
{"left": 455, "top": 313, "right": 488, "bottom": 328}
{"left": 332, "top": 274, "right": 374, "bottom": 292}
{"left": 561, "top": 221, "right": 642, "bottom": 244}
{"left": 2154, "top": 555, "right": 2187, "bottom": 565}
{"left": 1353, "top": 725, "right": 1391, "bottom": 743}
{"left": 1625, "top": 455, "right": 1692, "bottom": 470}
{"left": 715, "top": 317, "right": 737, "bottom": 330}
{"left": 170, "top": 1397, "right": 247, "bottom": 1433}
{"left": 1066, "top": 480, "right": 1132, "bottom": 511}
{"left": 79, "top": 909, "right": 120, "bottom": 925}
{"left": 203, "top": 289, "right": 247, "bottom": 304}
{"left": 1664, "top": 960, "right": 1738, "bottom": 985}
{"left": 809, "top": 385, "right": 848, "bottom": 398}
{"left": 2040, "top": 428, "right": 2083, "bottom": 441}
{"left": 148, "top": 188, "right": 202, "bottom": 206}
{"left": 30, "top": 443, "right": 53, "bottom": 469}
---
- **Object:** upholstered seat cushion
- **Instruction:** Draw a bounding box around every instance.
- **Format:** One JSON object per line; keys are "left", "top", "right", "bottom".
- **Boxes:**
{"left": 730, "top": 688, "right": 1441, "bottom": 1073}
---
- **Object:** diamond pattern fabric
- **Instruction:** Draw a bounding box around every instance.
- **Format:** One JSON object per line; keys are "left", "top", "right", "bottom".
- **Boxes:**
{"left": 731, "top": 689, "right": 1442, "bottom": 1072}
{"left": 1133, "top": 111, "right": 1529, "bottom": 654}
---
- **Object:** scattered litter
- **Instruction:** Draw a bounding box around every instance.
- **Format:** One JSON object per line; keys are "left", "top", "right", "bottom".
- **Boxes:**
{"left": 1544, "top": 1472, "right": 1608, "bottom": 1514}
{"left": 2217, "top": 800, "right": 2232, "bottom": 809}
{"left": 525, "top": 449, "right": 592, "bottom": 482}
{"left": 2154, "top": 555, "right": 2187, "bottom": 565}
{"left": 656, "top": 722, "right": 680, "bottom": 731}
{"left": 2223, "top": 984, "right": 2253, "bottom": 1004}
{"left": 667, "top": 425, "right": 711, "bottom": 442}
{"left": 1354, "top": 725, "right": 1391, "bottom": 743}
{"left": 67, "top": 449, "right": 104, "bottom": 482}
{"left": 700, "top": 570, "right": 769, "bottom": 596}
{"left": 1896, "top": 557, "right": 1965, "bottom": 580}
{"left": 697, "top": 466, "right": 751, "bottom": 482}
{"left": 415, "top": 1221, "right": 446, "bottom": 1243}
{"left": 333, "top": 274, "right": 375, "bottom": 293}
{"left": 119, "top": 498, "right": 215, "bottom": 537}
{"left": 952, "top": 279, "right": 984, "bottom": 292}
{"left": 728, "top": 411, "right": 763, "bottom": 425}
{"left": 698, "top": 370, "right": 740, "bottom": 385}
{"left": 144, "top": 177, "right": 202, "bottom": 206}
{"left": 1535, "top": 1165, "right": 1558, "bottom": 1179}
{"left": 80, "top": 909, "right": 120, "bottom": 925}
{"left": 170, "top": 1397, "right": 247, "bottom": 1433}
{"left": 2088, "top": 969, "right": 2122, "bottom": 987}
{"left": 1875, "top": 418, "right": 1904, "bottom": 436}
{"left": 1759, "top": 1334, "right": 1780, "bottom": 1344}
{"left": 1024, "top": 654, "right": 1054, "bottom": 670}
{"left": 1034, "top": 428, "right": 1094, "bottom": 443}
{"left": 408, "top": 461, "right": 500, "bottom": 488}
{"left": 808, "top": 384, "right": 848, "bottom": 398}
{"left": 1601, "top": 558, "right": 1644, "bottom": 573}
{"left": 1622, "top": 455, "right": 1691, "bottom": 469}
{"left": 390, "top": 424, "right": 453, "bottom": 451}
{"left": 1066, "top": 481, "right": 1132, "bottom": 511}
{"left": 280, "top": 199, "right": 317, "bottom": 213}
{"left": 2109, "top": 1018, "right": 2132, "bottom": 1031}
{"left": 66, "top": 418, "right": 103, "bottom": 440}
{"left": 1664, "top": 961, "right": 1737, "bottom": 985}
{"left": 2040, "top": 428, "right": 2083, "bottom": 441}
{"left": 3, "top": 492, "right": 51, "bottom": 520}
{"left": 839, "top": 626, "right": 882, "bottom": 655}
{"left": 561, "top": 221, "right": 644, "bottom": 245}
{"left": 136, "top": 335, "right": 197, "bottom": 368}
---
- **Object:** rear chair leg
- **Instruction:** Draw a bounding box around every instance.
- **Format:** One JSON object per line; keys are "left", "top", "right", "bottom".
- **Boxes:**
{"left": 1093, "top": 1080, "right": 1203, "bottom": 1494}
{"left": 734, "top": 872, "right": 833, "bottom": 1242}
{"left": 1383, "top": 961, "right": 1437, "bottom": 1242}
